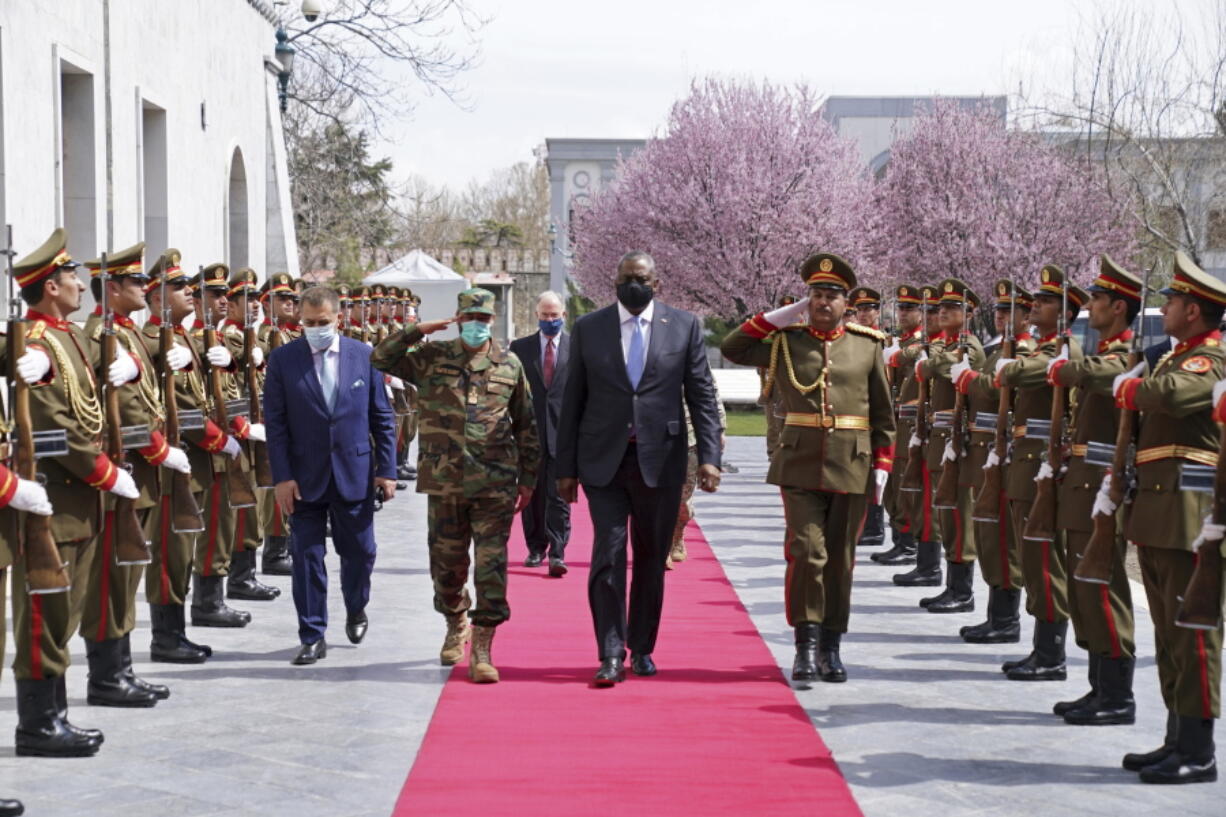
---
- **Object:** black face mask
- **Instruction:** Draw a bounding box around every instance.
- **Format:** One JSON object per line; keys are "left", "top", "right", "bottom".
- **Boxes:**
{"left": 616, "top": 280, "right": 654, "bottom": 311}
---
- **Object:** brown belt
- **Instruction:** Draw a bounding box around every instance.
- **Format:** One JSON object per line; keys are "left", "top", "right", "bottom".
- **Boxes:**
{"left": 1135, "top": 445, "right": 1217, "bottom": 467}
{"left": 1070, "top": 443, "right": 1087, "bottom": 457}
{"left": 784, "top": 412, "right": 870, "bottom": 430}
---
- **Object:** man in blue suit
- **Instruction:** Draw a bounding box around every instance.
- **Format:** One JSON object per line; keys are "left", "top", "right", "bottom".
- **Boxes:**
{"left": 264, "top": 286, "right": 398, "bottom": 665}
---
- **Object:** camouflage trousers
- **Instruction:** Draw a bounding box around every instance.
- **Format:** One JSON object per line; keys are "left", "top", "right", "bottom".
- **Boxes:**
{"left": 672, "top": 446, "right": 699, "bottom": 549}
{"left": 427, "top": 493, "right": 515, "bottom": 627}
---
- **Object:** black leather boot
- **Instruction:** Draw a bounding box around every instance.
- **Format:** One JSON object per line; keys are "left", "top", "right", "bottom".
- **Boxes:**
{"left": 963, "top": 587, "right": 1021, "bottom": 643}
{"left": 1064, "top": 655, "right": 1135, "bottom": 725}
{"left": 192, "top": 574, "right": 252, "bottom": 627}
{"left": 120, "top": 634, "right": 170, "bottom": 700}
{"left": 1006, "top": 619, "right": 1067, "bottom": 681}
{"left": 927, "top": 561, "right": 975, "bottom": 613}
{"left": 15, "top": 678, "right": 102, "bottom": 757}
{"left": 791, "top": 623, "right": 819, "bottom": 682}
{"left": 54, "top": 676, "right": 104, "bottom": 745}
{"left": 1139, "top": 716, "right": 1217, "bottom": 784}
{"left": 85, "top": 638, "right": 158, "bottom": 707}
{"left": 1124, "top": 710, "right": 1179, "bottom": 771}
{"left": 857, "top": 504, "right": 885, "bottom": 547}
{"left": 871, "top": 529, "right": 917, "bottom": 565}
{"left": 261, "top": 535, "right": 293, "bottom": 576}
{"left": 227, "top": 549, "right": 281, "bottom": 601}
{"left": 817, "top": 627, "right": 847, "bottom": 683}
{"left": 150, "top": 604, "right": 210, "bottom": 663}
{"left": 0, "top": 797, "right": 22, "bottom": 816}
{"left": 893, "top": 540, "right": 942, "bottom": 586}
{"left": 1053, "top": 653, "right": 1099, "bottom": 716}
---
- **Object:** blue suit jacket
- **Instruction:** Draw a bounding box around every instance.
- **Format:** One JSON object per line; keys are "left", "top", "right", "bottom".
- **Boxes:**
{"left": 264, "top": 335, "right": 397, "bottom": 504}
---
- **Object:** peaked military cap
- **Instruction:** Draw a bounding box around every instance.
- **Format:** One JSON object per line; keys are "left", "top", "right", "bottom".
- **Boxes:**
{"left": 353, "top": 285, "right": 371, "bottom": 302}
{"left": 370, "top": 283, "right": 388, "bottom": 299}
{"left": 1161, "top": 251, "right": 1226, "bottom": 307}
{"left": 13, "top": 227, "right": 79, "bottom": 288}
{"left": 85, "top": 242, "right": 147, "bottom": 281}
{"left": 937, "top": 278, "right": 980, "bottom": 309}
{"left": 409, "top": 293, "right": 421, "bottom": 308}
{"left": 800, "top": 252, "right": 856, "bottom": 291}
{"left": 850, "top": 286, "right": 881, "bottom": 308}
{"left": 265, "top": 271, "right": 295, "bottom": 295}
{"left": 335, "top": 283, "right": 352, "bottom": 303}
{"left": 1089, "top": 255, "right": 1143, "bottom": 303}
{"left": 919, "top": 284, "right": 941, "bottom": 310}
{"left": 200, "top": 263, "right": 230, "bottom": 291}
{"left": 778, "top": 294, "right": 798, "bottom": 307}
{"left": 994, "top": 279, "right": 1033, "bottom": 308}
{"left": 227, "top": 267, "right": 258, "bottom": 297}
{"left": 1035, "top": 264, "right": 1089, "bottom": 309}
{"left": 896, "top": 284, "right": 921, "bottom": 305}
{"left": 146, "top": 248, "right": 190, "bottom": 293}
{"left": 457, "top": 287, "right": 495, "bottom": 315}
{"left": 386, "top": 285, "right": 400, "bottom": 299}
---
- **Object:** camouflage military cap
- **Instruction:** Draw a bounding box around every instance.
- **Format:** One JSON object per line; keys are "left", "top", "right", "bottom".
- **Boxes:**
{"left": 201, "top": 263, "right": 230, "bottom": 291}
{"left": 457, "top": 287, "right": 496, "bottom": 315}
{"left": 85, "top": 242, "right": 148, "bottom": 281}
{"left": 13, "top": 227, "right": 79, "bottom": 288}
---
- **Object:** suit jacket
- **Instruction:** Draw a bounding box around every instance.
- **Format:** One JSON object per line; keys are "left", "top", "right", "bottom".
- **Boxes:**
{"left": 556, "top": 301, "right": 721, "bottom": 489}
{"left": 264, "top": 335, "right": 397, "bottom": 504}
{"left": 509, "top": 330, "right": 569, "bottom": 458}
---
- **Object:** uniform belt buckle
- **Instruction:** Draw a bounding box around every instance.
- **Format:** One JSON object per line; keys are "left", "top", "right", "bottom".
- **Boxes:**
{"left": 820, "top": 415, "right": 834, "bottom": 428}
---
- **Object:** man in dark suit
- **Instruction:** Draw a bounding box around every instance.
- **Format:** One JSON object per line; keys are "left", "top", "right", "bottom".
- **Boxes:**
{"left": 264, "top": 286, "right": 398, "bottom": 665}
{"left": 510, "top": 291, "right": 572, "bottom": 577}
{"left": 557, "top": 252, "right": 722, "bottom": 686}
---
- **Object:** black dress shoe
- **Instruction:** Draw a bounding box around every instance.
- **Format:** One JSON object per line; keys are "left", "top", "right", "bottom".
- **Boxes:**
{"left": 523, "top": 553, "right": 544, "bottom": 568}
{"left": 548, "top": 558, "right": 568, "bottom": 577}
{"left": 396, "top": 480, "right": 409, "bottom": 490}
{"left": 292, "top": 640, "right": 327, "bottom": 665}
{"left": 593, "top": 657, "right": 625, "bottom": 687}
{"left": 346, "top": 612, "right": 369, "bottom": 645}
{"left": 0, "top": 797, "right": 22, "bottom": 816}
{"left": 631, "top": 653, "right": 657, "bottom": 676}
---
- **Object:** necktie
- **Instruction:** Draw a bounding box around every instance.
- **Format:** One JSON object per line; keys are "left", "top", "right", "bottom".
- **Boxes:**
{"left": 543, "top": 337, "right": 555, "bottom": 389}
{"left": 318, "top": 349, "right": 337, "bottom": 412}
{"left": 627, "top": 316, "right": 645, "bottom": 390}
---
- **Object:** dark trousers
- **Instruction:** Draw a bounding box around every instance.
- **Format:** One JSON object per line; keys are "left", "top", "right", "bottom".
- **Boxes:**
{"left": 289, "top": 477, "right": 377, "bottom": 644}
{"left": 523, "top": 451, "right": 570, "bottom": 559}
{"left": 585, "top": 443, "right": 684, "bottom": 660}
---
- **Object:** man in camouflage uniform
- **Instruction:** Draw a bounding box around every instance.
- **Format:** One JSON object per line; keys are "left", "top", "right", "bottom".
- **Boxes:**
{"left": 722, "top": 253, "right": 894, "bottom": 684}
{"left": 667, "top": 383, "right": 726, "bottom": 569}
{"left": 371, "top": 288, "right": 539, "bottom": 684}
{"left": 257, "top": 272, "right": 300, "bottom": 575}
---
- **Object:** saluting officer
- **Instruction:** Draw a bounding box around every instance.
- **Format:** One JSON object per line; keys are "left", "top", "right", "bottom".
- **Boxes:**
{"left": 721, "top": 253, "right": 894, "bottom": 684}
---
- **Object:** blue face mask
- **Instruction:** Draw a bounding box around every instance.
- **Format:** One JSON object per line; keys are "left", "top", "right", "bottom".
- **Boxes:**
{"left": 538, "top": 318, "right": 563, "bottom": 336}
{"left": 460, "top": 319, "right": 491, "bottom": 347}
{"left": 304, "top": 323, "right": 336, "bottom": 351}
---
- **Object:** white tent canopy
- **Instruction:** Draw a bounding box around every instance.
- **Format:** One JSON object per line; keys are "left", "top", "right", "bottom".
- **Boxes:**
{"left": 364, "top": 250, "right": 467, "bottom": 339}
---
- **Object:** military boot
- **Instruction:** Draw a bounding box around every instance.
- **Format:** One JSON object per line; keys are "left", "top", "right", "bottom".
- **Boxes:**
{"left": 0, "top": 796, "right": 22, "bottom": 816}
{"left": 192, "top": 574, "right": 252, "bottom": 627}
{"left": 1065, "top": 655, "right": 1135, "bottom": 725}
{"left": 1139, "top": 717, "right": 1217, "bottom": 784}
{"left": 892, "top": 540, "right": 942, "bottom": 586}
{"left": 1124, "top": 711, "right": 1179, "bottom": 771}
{"left": 120, "top": 634, "right": 170, "bottom": 700}
{"left": 1006, "top": 619, "right": 1067, "bottom": 681}
{"left": 791, "top": 622, "right": 819, "bottom": 682}
{"left": 85, "top": 638, "right": 158, "bottom": 707}
{"left": 856, "top": 504, "right": 885, "bottom": 548}
{"left": 54, "top": 676, "right": 104, "bottom": 746}
{"left": 1053, "top": 653, "right": 1100, "bottom": 716}
{"left": 817, "top": 627, "right": 847, "bottom": 683}
{"left": 227, "top": 549, "right": 281, "bottom": 601}
{"left": 261, "top": 535, "right": 293, "bottom": 576}
{"left": 962, "top": 587, "right": 1021, "bottom": 643}
{"left": 150, "top": 604, "right": 210, "bottom": 663}
{"left": 15, "top": 678, "right": 101, "bottom": 757}
{"left": 440, "top": 614, "right": 470, "bottom": 666}
{"left": 468, "top": 625, "right": 499, "bottom": 683}
{"left": 871, "top": 529, "right": 917, "bottom": 565}
{"left": 927, "top": 561, "right": 975, "bottom": 613}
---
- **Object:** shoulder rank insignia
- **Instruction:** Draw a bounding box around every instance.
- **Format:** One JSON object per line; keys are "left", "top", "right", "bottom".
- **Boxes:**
{"left": 1181, "top": 355, "right": 1213, "bottom": 373}
{"left": 845, "top": 323, "right": 886, "bottom": 342}
{"left": 26, "top": 321, "right": 46, "bottom": 340}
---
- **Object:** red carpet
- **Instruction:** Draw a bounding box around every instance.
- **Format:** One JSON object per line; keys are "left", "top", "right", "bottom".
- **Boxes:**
{"left": 392, "top": 496, "right": 862, "bottom": 817}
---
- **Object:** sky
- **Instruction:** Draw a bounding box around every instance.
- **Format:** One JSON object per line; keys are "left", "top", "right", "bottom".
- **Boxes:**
{"left": 372, "top": 0, "right": 1130, "bottom": 192}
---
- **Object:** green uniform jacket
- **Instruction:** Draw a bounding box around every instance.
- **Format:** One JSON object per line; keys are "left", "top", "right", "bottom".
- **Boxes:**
{"left": 920, "top": 332, "right": 986, "bottom": 473}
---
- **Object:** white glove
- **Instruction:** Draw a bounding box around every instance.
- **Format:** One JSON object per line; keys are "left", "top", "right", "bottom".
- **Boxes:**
{"left": 364, "top": 341, "right": 374, "bottom": 349}
{"left": 206, "top": 345, "right": 232, "bottom": 368}
{"left": 762, "top": 299, "right": 809, "bottom": 329}
{"left": 872, "top": 468, "right": 889, "bottom": 504}
{"left": 162, "top": 446, "right": 191, "bottom": 475}
{"left": 250, "top": 346, "right": 265, "bottom": 367}
{"left": 984, "top": 449, "right": 1000, "bottom": 470}
{"left": 942, "top": 440, "right": 957, "bottom": 463}
{"left": 9, "top": 478, "right": 52, "bottom": 515}
{"left": 950, "top": 357, "right": 973, "bottom": 382}
{"left": 16, "top": 349, "right": 51, "bottom": 384}
{"left": 881, "top": 338, "right": 901, "bottom": 362}
{"left": 1046, "top": 344, "right": 1069, "bottom": 374}
{"left": 909, "top": 432, "right": 922, "bottom": 449}
{"left": 995, "top": 357, "right": 1016, "bottom": 376}
{"left": 109, "top": 469, "right": 140, "bottom": 499}
{"left": 917, "top": 350, "right": 928, "bottom": 363}
{"left": 1034, "top": 461, "right": 1054, "bottom": 482}
{"left": 1199, "top": 514, "right": 1226, "bottom": 544}
{"left": 1091, "top": 474, "right": 1117, "bottom": 518}
{"left": 389, "top": 376, "right": 405, "bottom": 390}
{"left": 108, "top": 347, "right": 140, "bottom": 387}
{"left": 221, "top": 435, "right": 242, "bottom": 459}
{"left": 1111, "top": 362, "right": 1146, "bottom": 397}
{"left": 1212, "top": 377, "right": 1226, "bottom": 409}
{"left": 246, "top": 422, "right": 266, "bottom": 443}
{"left": 165, "top": 343, "right": 192, "bottom": 371}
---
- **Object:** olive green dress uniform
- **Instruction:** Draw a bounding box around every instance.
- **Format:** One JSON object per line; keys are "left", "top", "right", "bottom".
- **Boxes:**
{"left": 370, "top": 288, "right": 540, "bottom": 629}
{"left": 257, "top": 272, "right": 299, "bottom": 572}
{"left": 881, "top": 285, "right": 923, "bottom": 550}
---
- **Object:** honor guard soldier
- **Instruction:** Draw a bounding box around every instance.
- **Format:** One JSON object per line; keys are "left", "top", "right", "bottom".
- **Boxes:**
{"left": 722, "top": 253, "right": 894, "bottom": 684}
{"left": 915, "top": 279, "right": 985, "bottom": 614}
{"left": 371, "top": 288, "right": 540, "bottom": 683}
{"left": 954, "top": 280, "right": 1034, "bottom": 643}
{"left": 351, "top": 286, "right": 373, "bottom": 341}
{"left": 335, "top": 283, "right": 353, "bottom": 334}
{"left": 292, "top": 277, "right": 306, "bottom": 325}
{"left": 873, "top": 284, "right": 924, "bottom": 566}
{"left": 370, "top": 283, "right": 392, "bottom": 344}
{"left": 1112, "top": 252, "right": 1225, "bottom": 784}
{"left": 995, "top": 265, "right": 1087, "bottom": 681}
{"left": 850, "top": 286, "right": 887, "bottom": 549}
{"left": 397, "top": 289, "right": 422, "bottom": 482}
{"left": 257, "top": 271, "right": 299, "bottom": 575}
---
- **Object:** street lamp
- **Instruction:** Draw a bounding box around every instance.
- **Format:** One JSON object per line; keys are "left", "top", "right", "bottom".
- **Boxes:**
{"left": 275, "top": 26, "right": 296, "bottom": 114}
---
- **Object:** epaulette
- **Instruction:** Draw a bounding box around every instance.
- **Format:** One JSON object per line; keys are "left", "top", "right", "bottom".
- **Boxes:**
{"left": 89, "top": 322, "right": 104, "bottom": 342}
{"left": 26, "top": 321, "right": 46, "bottom": 340}
{"left": 846, "top": 323, "right": 886, "bottom": 342}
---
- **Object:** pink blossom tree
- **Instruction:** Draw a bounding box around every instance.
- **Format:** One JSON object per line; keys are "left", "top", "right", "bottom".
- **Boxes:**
{"left": 871, "top": 101, "right": 1139, "bottom": 307}
{"left": 570, "top": 79, "right": 874, "bottom": 318}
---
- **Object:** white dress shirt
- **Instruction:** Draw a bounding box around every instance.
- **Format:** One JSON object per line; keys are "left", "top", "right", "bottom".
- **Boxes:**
{"left": 617, "top": 300, "right": 654, "bottom": 364}
{"left": 313, "top": 330, "right": 341, "bottom": 405}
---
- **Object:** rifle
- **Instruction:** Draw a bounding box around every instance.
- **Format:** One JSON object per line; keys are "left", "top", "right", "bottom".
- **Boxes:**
{"left": 900, "top": 289, "right": 931, "bottom": 494}
{"left": 360, "top": 295, "right": 371, "bottom": 344}
{"left": 200, "top": 269, "right": 257, "bottom": 509}
{"left": 99, "top": 253, "right": 153, "bottom": 566}
{"left": 1175, "top": 418, "right": 1226, "bottom": 630}
{"left": 242, "top": 286, "right": 273, "bottom": 488}
{"left": 3, "top": 226, "right": 70, "bottom": 593}
{"left": 971, "top": 277, "right": 1016, "bottom": 523}
{"left": 1075, "top": 267, "right": 1151, "bottom": 584}
{"left": 158, "top": 269, "right": 204, "bottom": 534}
{"left": 934, "top": 291, "right": 971, "bottom": 508}
{"left": 1023, "top": 274, "right": 1069, "bottom": 542}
